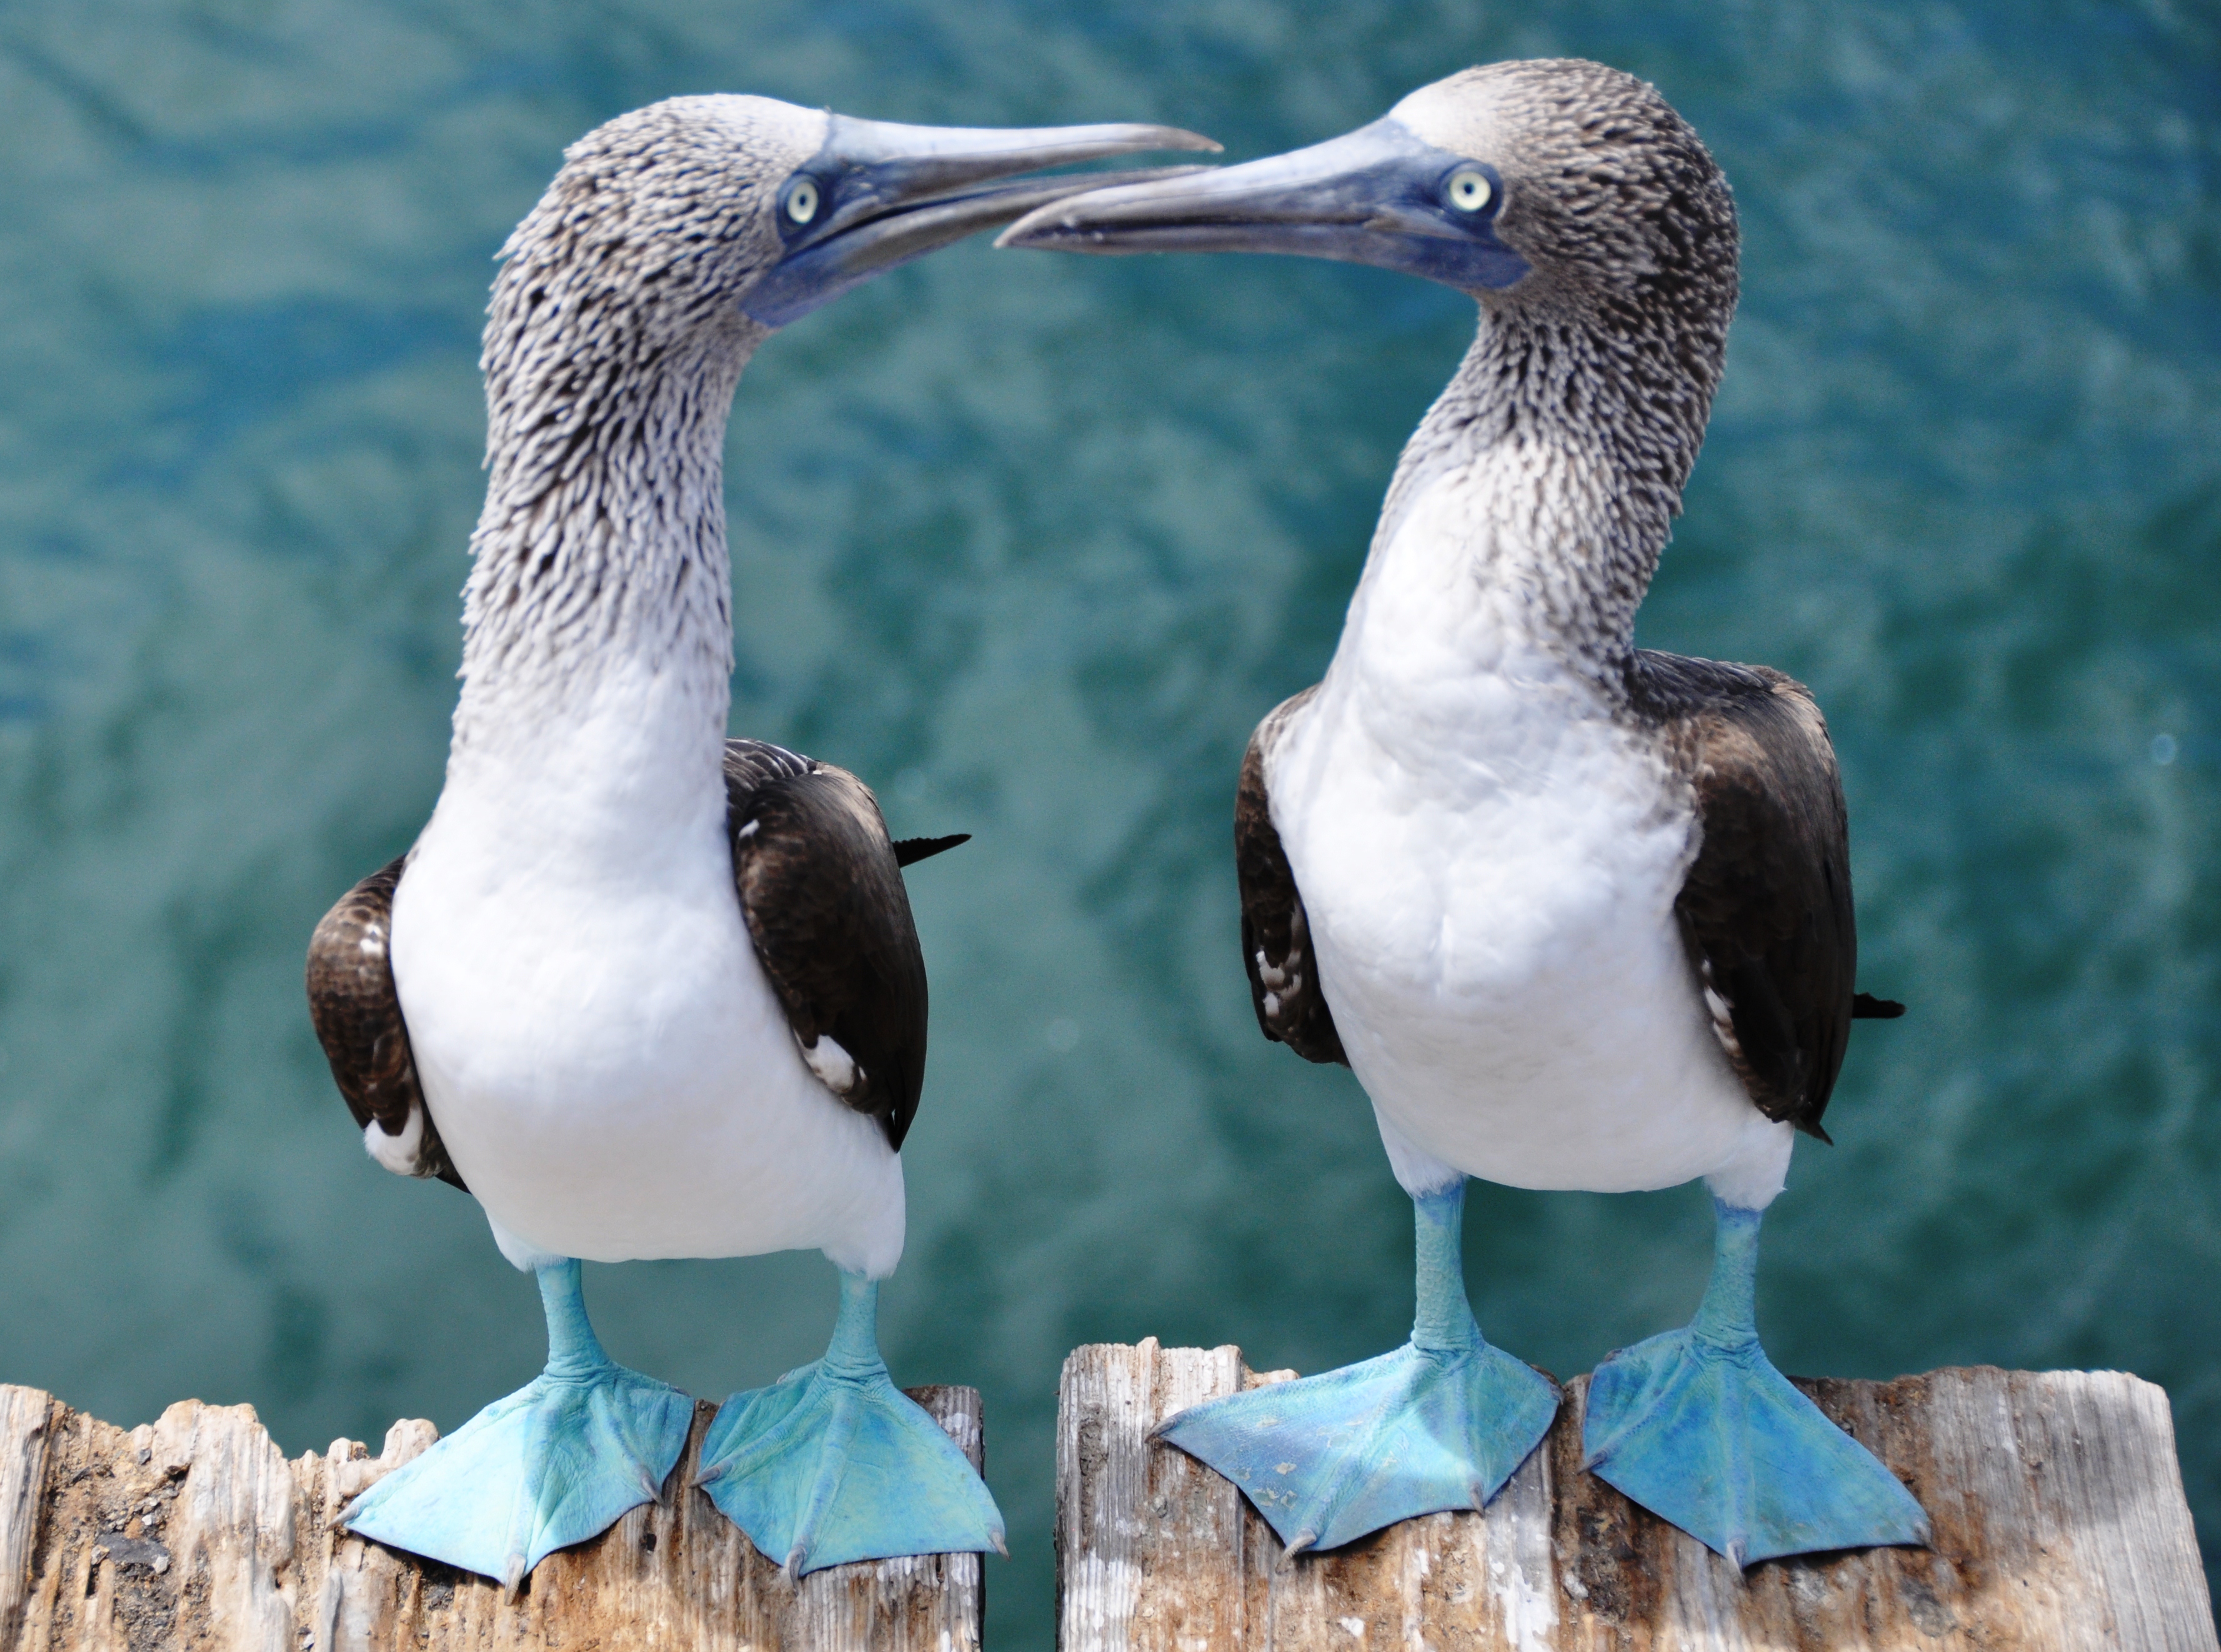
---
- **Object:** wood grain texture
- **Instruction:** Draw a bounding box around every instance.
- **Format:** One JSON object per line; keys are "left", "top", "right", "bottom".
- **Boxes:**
{"left": 0, "top": 1381, "right": 982, "bottom": 1651}
{"left": 1058, "top": 1340, "right": 2217, "bottom": 1652}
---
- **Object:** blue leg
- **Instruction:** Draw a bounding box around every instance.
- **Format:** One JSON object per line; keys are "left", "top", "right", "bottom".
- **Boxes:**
{"left": 696, "top": 1271, "right": 1005, "bottom": 1576}
{"left": 1154, "top": 1181, "right": 1559, "bottom": 1553}
{"left": 342, "top": 1260, "right": 694, "bottom": 1590}
{"left": 1582, "top": 1198, "right": 1930, "bottom": 1566}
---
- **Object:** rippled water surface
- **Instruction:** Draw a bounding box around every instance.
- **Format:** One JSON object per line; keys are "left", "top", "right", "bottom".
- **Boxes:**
{"left": 1, "top": 1, "right": 2216, "bottom": 1640}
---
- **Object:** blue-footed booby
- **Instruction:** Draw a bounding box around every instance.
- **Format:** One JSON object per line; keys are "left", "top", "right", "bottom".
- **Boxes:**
{"left": 306, "top": 96, "right": 1215, "bottom": 1586}
{"left": 1004, "top": 61, "right": 1923, "bottom": 1568}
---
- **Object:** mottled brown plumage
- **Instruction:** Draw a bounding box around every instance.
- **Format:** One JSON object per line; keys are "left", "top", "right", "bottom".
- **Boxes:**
{"left": 307, "top": 739, "right": 951, "bottom": 1178}
{"left": 1232, "top": 650, "right": 1899, "bottom": 1138}
{"left": 305, "top": 856, "right": 464, "bottom": 1188}
{"left": 1628, "top": 650, "right": 1859, "bottom": 1140}
{"left": 1050, "top": 60, "right": 1909, "bottom": 1156}
{"left": 1234, "top": 687, "right": 1345, "bottom": 1067}
{"left": 722, "top": 739, "right": 932, "bottom": 1153}
{"left": 1016, "top": 62, "right": 1929, "bottom": 1563}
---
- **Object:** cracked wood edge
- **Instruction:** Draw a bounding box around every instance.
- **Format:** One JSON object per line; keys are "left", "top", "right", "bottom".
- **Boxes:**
{"left": 1057, "top": 1342, "right": 2217, "bottom": 1652}
{"left": 0, "top": 1381, "right": 983, "bottom": 1652}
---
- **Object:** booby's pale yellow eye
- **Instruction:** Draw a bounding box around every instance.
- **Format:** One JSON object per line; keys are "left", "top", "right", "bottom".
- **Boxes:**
{"left": 786, "top": 177, "right": 820, "bottom": 226}
{"left": 1447, "top": 169, "right": 1492, "bottom": 212}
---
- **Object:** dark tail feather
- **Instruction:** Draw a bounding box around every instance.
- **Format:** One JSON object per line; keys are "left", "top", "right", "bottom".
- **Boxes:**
{"left": 1852, "top": 992, "right": 1905, "bottom": 1019}
{"left": 893, "top": 833, "right": 971, "bottom": 868}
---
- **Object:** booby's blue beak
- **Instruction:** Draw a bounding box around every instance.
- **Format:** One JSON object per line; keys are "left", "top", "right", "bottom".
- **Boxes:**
{"left": 996, "top": 117, "right": 1529, "bottom": 295}
{"left": 744, "top": 115, "right": 1220, "bottom": 327}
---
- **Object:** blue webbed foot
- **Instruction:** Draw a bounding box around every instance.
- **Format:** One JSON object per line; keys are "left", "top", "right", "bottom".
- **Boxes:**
{"left": 1158, "top": 1182, "right": 1557, "bottom": 1553}
{"left": 1157, "top": 1336, "right": 1557, "bottom": 1552}
{"left": 1582, "top": 1200, "right": 1929, "bottom": 1567}
{"left": 696, "top": 1273, "right": 1004, "bottom": 1576}
{"left": 342, "top": 1260, "right": 693, "bottom": 1590}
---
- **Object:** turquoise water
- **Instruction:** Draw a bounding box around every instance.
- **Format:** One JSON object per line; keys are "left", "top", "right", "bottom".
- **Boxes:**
{"left": 1, "top": 1, "right": 2215, "bottom": 1641}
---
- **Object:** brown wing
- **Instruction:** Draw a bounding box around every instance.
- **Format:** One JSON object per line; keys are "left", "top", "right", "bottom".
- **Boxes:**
{"left": 1632, "top": 650, "right": 1889, "bottom": 1142}
{"left": 1235, "top": 687, "right": 1347, "bottom": 1066}
{"left": 305, "top": 855, "right": 465, "bottom": 1188}
{"left": 724, "top": 739, "right": 930, "bottom": 1153}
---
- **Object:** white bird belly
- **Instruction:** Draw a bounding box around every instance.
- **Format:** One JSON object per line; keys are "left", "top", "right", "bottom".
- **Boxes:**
{"left": 389, "top": 777, "right": 904, "bottom": 1276}
{"left": 1276, "top": 677, "right": 1769, "bottom": 1197}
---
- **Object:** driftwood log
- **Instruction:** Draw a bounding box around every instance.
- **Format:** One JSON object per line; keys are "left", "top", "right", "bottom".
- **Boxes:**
{"left": 1057, "top": 1340, "right": 2217, "bottom": 1652}
{"left": 0, "top": 1380, "right": 982, "bottom": 1651}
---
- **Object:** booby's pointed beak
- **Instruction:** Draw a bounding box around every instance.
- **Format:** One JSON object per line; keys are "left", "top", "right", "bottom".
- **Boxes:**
{"left": 743, "top": 115, "right": 1220, "bottom": 327}
{"left": 996, "top": 116, "right": 1530, "bottom": 295}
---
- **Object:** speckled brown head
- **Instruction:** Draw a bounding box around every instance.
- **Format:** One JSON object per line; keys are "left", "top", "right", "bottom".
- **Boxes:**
{"left": 481, "top": 96, "right": 1219, "bottom": 489}
{"left": 457, "top": 97, "right": 1215, "bottom": 694}
{"left": 1002, "top": 61, "right": 1739, "bottom": 483}
{"left": 1397, "top": 63, "right": 1736, "bottom": 399}
{"left": 1002, "top": 62, "right": 1742, "bottom": 665}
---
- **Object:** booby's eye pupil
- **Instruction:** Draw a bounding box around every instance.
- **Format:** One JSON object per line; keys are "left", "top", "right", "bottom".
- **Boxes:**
{"left": 1447, "top": 169, "right": 1492, "bottom": 212}
{"left": 786, "top": 177, "right": 819, "bottom": 226}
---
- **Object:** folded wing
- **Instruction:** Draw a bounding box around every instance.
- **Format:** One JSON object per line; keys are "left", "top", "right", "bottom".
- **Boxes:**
{"left": 1633, "top": 651, "right": 1899, "bottom": 1142}
{"left": 306, "top": 855, "right": 466, "bottom": 1187}
{"left": 723, "top": 739, "right": 934, "bottom": 1153}
{"left": 1234, "top": 687, "right": 1348, "bottom": 1067}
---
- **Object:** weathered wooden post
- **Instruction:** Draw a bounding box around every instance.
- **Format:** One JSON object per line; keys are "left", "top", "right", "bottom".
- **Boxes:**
{"left": 0, "top": 1382, "right": 982, "bottom": 1651}
{"left": 1057, "top": 1340, "right": 2217, "bottom": 1651}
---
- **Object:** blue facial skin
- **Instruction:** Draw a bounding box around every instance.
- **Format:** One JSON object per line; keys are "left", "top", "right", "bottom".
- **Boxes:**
{"left": 1244, "top": 122, "right": 1531, "bottom": 294}
{"left": 744, "top": 116, "right": 1214, "bottom": 329}
{"left": 1001, "top": 117, "right": 1532, "bottom": 298}
{"left": 744, "top": 142, "right": 967, "bottom": 327}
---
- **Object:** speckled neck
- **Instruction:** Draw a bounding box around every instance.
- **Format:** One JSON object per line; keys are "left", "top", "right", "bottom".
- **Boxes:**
{"left": 449, "top": 235, "right": 771, "bottom": 758}
{"left": 1362, "top": 298, "right": 1713, "bottom": 699}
